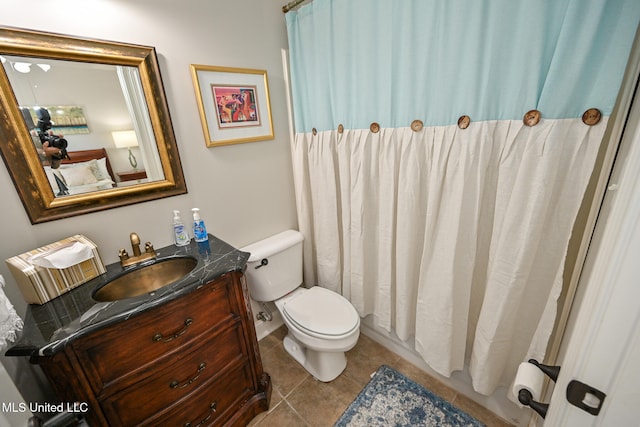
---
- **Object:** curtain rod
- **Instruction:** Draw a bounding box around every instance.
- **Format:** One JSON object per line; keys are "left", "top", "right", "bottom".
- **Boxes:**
{"left": 282, "top": 0, "right": 307, "bottom": 13}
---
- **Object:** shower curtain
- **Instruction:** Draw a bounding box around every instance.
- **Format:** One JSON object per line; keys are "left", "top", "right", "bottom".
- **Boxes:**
{"left": 285, "top": 0, "right": 640, "bottom": 395}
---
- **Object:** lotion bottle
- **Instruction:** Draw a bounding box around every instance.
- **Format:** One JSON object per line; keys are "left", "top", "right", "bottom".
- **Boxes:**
{"left": 192, "top": 208, "right": 208, "bottom": 242}
{"left": 172, "top": 210, "right": 190, "bottom": 246}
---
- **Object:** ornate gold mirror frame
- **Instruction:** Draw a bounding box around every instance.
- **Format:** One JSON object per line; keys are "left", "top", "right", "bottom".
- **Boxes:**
{"left": 0, "top": 27, "right": 187, "bottom": 223}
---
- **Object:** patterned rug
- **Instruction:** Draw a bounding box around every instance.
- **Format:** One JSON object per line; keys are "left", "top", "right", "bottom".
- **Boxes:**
{"left": 335, "top": 365, "right": 486, "bottom": 427}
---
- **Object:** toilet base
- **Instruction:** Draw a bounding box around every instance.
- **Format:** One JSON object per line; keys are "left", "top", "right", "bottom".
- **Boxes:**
{"left": 283, "top": 333, "right": 347, "bottom": 382}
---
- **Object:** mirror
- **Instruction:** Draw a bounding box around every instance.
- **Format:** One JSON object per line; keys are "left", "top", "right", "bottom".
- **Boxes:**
{"left": 0, "top": 27, "right": 187, "bottom": 223}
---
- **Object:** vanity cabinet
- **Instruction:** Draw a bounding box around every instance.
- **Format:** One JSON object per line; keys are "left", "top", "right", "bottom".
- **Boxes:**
{"left": 37, "top": 271, "right": 271, "bottom": 426}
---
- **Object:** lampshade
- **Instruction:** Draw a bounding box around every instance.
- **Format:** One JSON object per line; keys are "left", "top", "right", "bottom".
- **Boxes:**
{"left": 112, "top": 130, "right": 138, "bottom": 148}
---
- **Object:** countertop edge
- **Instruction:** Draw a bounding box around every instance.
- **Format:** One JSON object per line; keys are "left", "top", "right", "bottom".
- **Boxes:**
{"left": 5, "top": 235, "right": 250, "bottom": 359}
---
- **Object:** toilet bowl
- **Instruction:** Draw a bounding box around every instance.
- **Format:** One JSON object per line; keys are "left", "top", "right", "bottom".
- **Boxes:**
{"left": 276, "top": 286, "right": 360, "bottom": 381}
{"left": 242, "top": 230, "right": 360, "bottom": 382}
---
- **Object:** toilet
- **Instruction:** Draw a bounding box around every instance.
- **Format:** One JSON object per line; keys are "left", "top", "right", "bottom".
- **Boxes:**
{"left": 242, "top": 230, "right": 360, "bottom": 382}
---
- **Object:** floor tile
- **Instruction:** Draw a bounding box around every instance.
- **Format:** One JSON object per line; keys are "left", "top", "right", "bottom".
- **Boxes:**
{"left": 251, "top": 326, "right": 514, "bottom": 427}
{"left": 342, "top": 333, "right": 401, "bottom": 387}
{"left": 254, "top": 400, "right": 307, "bottom": 426}
{"left": 260, "top": 340, "right": 309, "bottom": 397}
{"left": 286, "top": 374, "right": 362, "bottom": 426}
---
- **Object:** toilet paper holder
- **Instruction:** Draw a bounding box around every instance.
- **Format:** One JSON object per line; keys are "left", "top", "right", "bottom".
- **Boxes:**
{"left": 517, "top": 359, "right": 560, "bottom": 419}
{"left": 528, "top": 358, "right": 560, "bottom": 381}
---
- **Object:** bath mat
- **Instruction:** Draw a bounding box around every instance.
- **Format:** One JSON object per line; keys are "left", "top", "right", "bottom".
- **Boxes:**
{"left": 335, "top": 365, "right": 485, "bottom": 427}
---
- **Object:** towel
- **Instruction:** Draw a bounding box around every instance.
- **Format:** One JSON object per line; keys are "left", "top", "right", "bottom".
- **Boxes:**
{"left": 0, "top": 275, "right": 23, "bottom": 352}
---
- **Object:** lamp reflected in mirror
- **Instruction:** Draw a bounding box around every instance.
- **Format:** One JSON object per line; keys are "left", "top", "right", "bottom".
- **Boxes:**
{"left": 112, "top": 130, "right": 139, "bottom": 169}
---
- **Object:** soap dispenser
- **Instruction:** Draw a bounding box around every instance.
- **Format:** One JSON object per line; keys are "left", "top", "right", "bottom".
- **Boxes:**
{"left": 192, "top": 208, "right": 208, "bottom": 242}
{"left": 172, "top": 210, "right": 190, "bottom": 246}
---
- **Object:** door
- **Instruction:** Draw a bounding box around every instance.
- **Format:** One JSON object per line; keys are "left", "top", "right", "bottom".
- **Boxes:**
{"left": 543, "top": 48, "right": 640, "bottom": 426}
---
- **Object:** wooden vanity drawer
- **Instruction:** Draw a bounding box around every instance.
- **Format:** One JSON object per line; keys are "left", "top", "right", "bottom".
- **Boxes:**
{"left": 38, "top": 270, "right": 270, "bottom": 427}
{"left": 100, "top": 321, "right": 248, "bottom": 426}
{"left": 147, "top": 362, "right": 255, "bottom": 427}
{"left": 72, "top": 275, "right": 239, "bottom": 392}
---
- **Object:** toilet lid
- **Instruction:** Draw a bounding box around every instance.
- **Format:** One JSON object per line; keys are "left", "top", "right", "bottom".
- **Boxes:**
{"left": 282, "top": 287, "right": 359, "bottom": 337}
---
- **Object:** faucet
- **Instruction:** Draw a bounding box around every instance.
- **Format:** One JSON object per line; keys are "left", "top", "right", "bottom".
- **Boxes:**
{"left": 119, "top": 232, "right": 156, "bottom": 268}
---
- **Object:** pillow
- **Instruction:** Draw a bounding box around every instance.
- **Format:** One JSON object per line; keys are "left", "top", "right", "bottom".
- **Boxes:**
{"left": 85, "top": 159, "right": 108, "bottom": 181}
{"left": 96, "top": 157, "right": 112, "bottom": 180}
{"left": 59, "top": 165, "right": 98, "bottom": 186}
{"left": 58, "top": 157, "right": 112, "bottom": 181}
{"left": 81, "top": 158, "right": 111, "bottom": 181}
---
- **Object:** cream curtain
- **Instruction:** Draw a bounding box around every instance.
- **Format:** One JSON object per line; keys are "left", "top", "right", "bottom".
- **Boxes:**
{"left": 292, "top": 118, "right": 605, "bottom": 394}
{"left": 285, "top": 0, "right": 639, "bottom": 397}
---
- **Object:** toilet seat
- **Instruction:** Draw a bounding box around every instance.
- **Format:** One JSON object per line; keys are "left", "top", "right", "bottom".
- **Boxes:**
{"left": 281, "top": 287, "right": 359, "bottom": 339}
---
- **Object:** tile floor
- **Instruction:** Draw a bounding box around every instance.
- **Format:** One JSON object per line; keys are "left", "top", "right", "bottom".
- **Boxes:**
{"left": 248, "top": 326, "right": 514, "bottom": 426}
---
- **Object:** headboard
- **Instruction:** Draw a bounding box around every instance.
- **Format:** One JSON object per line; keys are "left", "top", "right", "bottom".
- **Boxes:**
{"left": 60, "top": 148, "right": 116, "bottom": 181}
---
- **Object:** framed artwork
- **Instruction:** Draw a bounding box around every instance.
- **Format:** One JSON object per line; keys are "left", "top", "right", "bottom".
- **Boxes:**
{"left": 21, "top": 105, "right": 90, "bottom": 135}
{"left": 190, "top": 65, "right": 274, "bottom": 147}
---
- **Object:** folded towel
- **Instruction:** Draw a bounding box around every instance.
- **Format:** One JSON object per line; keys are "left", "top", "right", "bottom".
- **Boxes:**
{"left": 0, "top": 275, "right": 23, "bottom": 352}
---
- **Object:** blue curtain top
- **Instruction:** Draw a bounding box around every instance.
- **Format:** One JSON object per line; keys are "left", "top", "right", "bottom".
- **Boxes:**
{"left": 286, "top": 0, "right": 640, "bottom": 133}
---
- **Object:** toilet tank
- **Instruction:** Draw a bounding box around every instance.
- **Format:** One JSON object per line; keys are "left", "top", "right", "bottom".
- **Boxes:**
{"left": 241, "top": 230, "right": 304, "bottom": 302}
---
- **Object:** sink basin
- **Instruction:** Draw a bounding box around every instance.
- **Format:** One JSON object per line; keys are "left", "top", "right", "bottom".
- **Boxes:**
{"left": 92, "top": 256, "right": 198, "bottom": 302}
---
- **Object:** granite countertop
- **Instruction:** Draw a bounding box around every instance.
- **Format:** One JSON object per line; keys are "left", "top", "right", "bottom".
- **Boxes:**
{"left": 5, "top": 234, "right": 249, "bottom": 359}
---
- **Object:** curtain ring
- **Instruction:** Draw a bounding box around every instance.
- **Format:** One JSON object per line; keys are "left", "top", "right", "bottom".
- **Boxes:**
{"left": 338, "top": 124, "right": 344, "bottom": 134}
{"left": 370, "top": 122, "right": 380, "bottom": 133}
{"left": 523, "top": 110, "right": 541, "bottom": 127}
{"left": 411, "top": 120, "right": 423, "bottom": 132}
{"left": 457, "top": 115, "right": 471, "bottom": 129}
{"left": 582, "top": 108, "right": 602, "bottom": 126}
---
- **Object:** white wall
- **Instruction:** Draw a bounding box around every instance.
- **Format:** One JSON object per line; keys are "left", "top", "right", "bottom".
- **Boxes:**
{"left": 0, "top": 0, "right": 297, "bottom": 408}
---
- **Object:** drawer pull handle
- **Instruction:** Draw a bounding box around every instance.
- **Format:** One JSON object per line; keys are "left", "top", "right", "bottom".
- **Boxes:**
{"left": 184, "top": 401, "right": 217, "bottom": 427}
{"left": 170, "top": 362, "right": 206, "bottom": 389}
{"left": 152, "top": 317, "right": 193, "bottom": 342}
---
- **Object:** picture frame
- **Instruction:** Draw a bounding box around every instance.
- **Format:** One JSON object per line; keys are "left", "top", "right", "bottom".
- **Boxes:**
{"left": 21, "top": 105, "right": 90, "bottom": 135}
{"left": 190, "top": 65, "right": 274, "bottom": 147}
